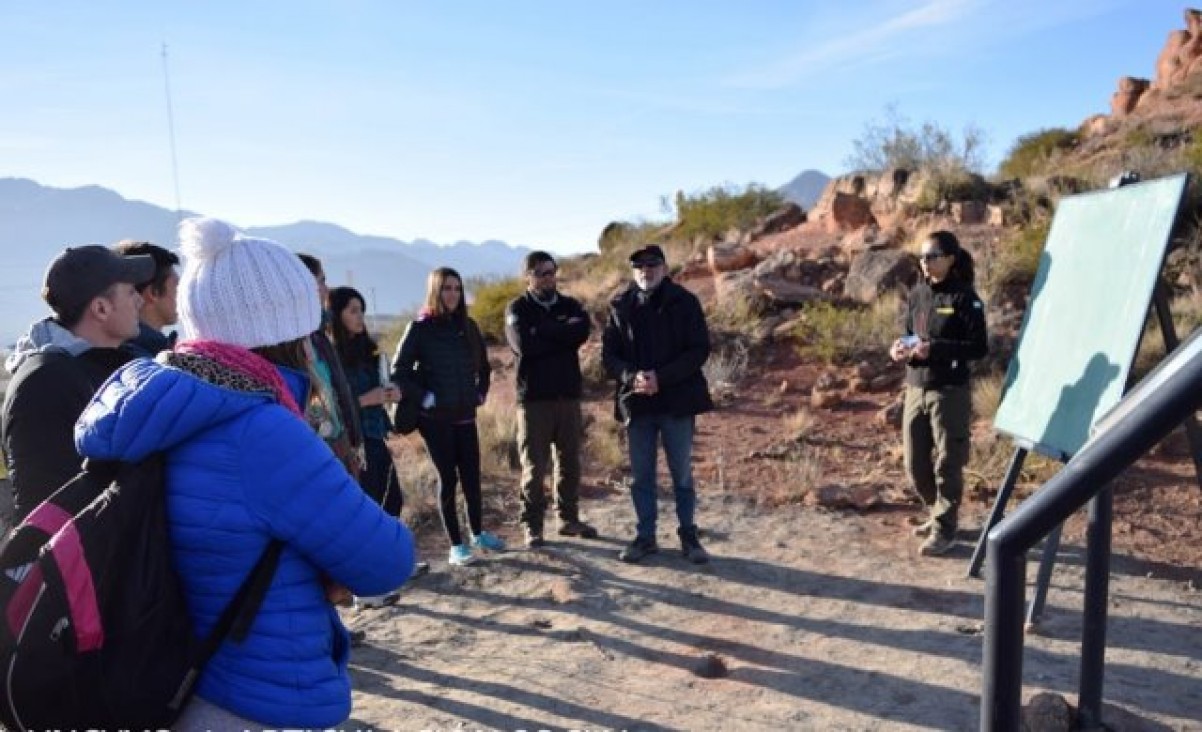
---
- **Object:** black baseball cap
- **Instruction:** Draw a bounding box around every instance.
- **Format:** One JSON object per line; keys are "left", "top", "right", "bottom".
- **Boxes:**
{"left": 628, "top": 245, "right": 666, "bottom": 266}
{"left": 42, "top": 245, "right": 156, "bottom": 318}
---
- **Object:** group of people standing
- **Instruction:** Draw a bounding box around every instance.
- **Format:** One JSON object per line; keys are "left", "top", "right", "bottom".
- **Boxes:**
{"left": 0, "top": 213, "right": 985, "bottom": 728}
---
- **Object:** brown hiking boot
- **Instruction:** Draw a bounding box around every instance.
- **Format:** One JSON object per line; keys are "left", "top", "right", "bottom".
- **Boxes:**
{"left": 558, "top": 520, "right": 599, "bottom": 539}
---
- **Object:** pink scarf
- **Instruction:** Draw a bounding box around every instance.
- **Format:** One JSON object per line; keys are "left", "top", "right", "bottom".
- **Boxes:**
{"left": 174, "top": 339, "right": 304, "bottom": 417}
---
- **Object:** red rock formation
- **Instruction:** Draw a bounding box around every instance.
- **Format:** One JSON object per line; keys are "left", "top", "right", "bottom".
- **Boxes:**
{"left": 1111, "top": 76, "right": 1151, "bottom": 117}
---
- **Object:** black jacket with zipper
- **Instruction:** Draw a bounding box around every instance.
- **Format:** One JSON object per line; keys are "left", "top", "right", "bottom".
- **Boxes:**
{"left": 390, "top": 314, "right": 490, "bottom": 423}
{"left": 504, "top": 290, "right": 591, "bottom": 403}
{"left": 602, "top": 278, "right": 713, "bottom": 422}
{"left": 902, "top": 278, "right": 988, "bottom": 389}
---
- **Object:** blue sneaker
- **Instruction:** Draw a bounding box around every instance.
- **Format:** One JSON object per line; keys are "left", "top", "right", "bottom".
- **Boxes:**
{"left": 448, "top": 544, "right": 475, "bottom": 566}
{"left": 471, "top": 531, "right": 506, "bottom": 551}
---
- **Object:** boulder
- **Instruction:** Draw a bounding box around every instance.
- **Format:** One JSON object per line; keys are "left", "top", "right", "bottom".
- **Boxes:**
{"left": 755, "top": 275, "right": 826, "bottom": 307}
{"left": 708, "top": 244, "right": 758, "bottom": 274}
{"left": 845, "top": 249, "right": 919, "bottom": 304}
{"left": 1021, "top": 692, "right": 1074, "bottom": 732}
{"left": 951, "top": 200, "right": 987, "bottom": 225}
{"left": 1111, "top": 76, "right": 1150, "bottom": 117}
{"left": 751, "top": 202, "right": 806, "bottom": 240}
{"left": 827, "top": 192, "right": 877, "bottom": 233}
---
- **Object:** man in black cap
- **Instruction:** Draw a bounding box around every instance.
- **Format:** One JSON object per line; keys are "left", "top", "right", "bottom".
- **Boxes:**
{"left": 602, "top": 244, "right": 714, "bottom": 564}
{"left": 2, "top": 245, "right": 154, "bottom": 522}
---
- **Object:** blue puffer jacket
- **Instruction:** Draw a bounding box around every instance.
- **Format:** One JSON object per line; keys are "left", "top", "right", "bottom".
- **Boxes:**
{"left": 74, "top": 356, "right": 415, "bottom": 728}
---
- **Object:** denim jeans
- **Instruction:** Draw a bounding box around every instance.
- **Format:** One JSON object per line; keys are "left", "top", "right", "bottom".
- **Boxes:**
{"left": 627, "top": 413, "right": 696, "bottom": 541}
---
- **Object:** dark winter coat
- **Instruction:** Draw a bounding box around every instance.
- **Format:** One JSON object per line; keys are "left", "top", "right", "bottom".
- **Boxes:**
{"left": 390, "top": 313, "right": 491, "bottom": 423}
{"left": 2, "top": 347, "right": 132, "bottom": 521}
{"left": 504, "top": 290, "right": 591, "bottom": 403}
{"left": 902, "top": 278, "right": 988, "bottom": 389}
{"left": 602, "top": 278, "right": 713, "bottom": 422}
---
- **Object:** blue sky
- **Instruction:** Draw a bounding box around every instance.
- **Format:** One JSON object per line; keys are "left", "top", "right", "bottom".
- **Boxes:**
{"left": 0, "top": 1, "right": 1183, "bottom": 254}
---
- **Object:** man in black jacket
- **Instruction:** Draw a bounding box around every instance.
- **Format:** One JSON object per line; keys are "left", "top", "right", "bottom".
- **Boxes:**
{"left": 505, "top": 251, "right": 597, "bottom": 548}
{"left": 2, "top": 245, "right": 154, "bottom": 523}
{"left": 602, "top": 245, "right": 713, "bottom": 564}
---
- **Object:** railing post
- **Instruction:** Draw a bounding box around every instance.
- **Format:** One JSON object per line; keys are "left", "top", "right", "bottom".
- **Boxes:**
{"left": 1077, "top": 485, "right": 1113, "bottom": 728}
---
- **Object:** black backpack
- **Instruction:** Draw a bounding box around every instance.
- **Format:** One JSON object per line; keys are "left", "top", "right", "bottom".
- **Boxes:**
{"left": 0, "top": 454, "right": 282, "bottom": 731}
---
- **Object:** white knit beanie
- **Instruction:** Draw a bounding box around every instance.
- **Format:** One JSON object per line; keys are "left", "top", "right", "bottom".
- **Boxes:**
{"left": 176, "top": 217, "right": 320, "bottom": 349}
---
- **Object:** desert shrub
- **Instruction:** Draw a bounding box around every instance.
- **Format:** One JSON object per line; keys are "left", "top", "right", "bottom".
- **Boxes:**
{"left": 794, "top": 295, "right": 899, "bottom": 365}
{"left": 981, "top": 221, "right": 1050, "bottom": 298}
{"left": 1182, "top": 131, "right": 1202, "bottom": 173}
{"left": 703, "top": 338, "right": 751, "bottom": 389}
{"left": 913, "top": 170, "right": 992, "bottom": 212}
{"left": 672, "top": 183, "right": 785, "bottom": 243}
{"left": 469, "top": 276, "right": 525, "bottom": 342}
{"left": 475, "top": 386, "right": 519, "bottom": 487}
{"left": 584, "top": 412, "right": 626, "bottom": 473}
{"left": 845, "top": 104, "right": 986, "bottom": 174}
{"left": 971, "top": 372, "right": 1006, "bottom": 422}
{"left": 998, "top": 128, "right": 1079, "bottom": 179}
{"left": 705, "top": 285, "right": 764, "bottom": 334}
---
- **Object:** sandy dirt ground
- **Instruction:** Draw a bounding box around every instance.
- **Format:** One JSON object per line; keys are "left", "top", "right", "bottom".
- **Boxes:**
{"left": 339, "top": 488, "right": 1202, "bottom": 731}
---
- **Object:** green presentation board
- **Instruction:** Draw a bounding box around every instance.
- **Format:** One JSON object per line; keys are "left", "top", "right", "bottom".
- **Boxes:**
{"left": 992, "top": 173, "right": 1188, "bottom": 460}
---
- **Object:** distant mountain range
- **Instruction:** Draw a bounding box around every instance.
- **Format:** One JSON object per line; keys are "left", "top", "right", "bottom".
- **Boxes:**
{"left": 778, "top": 169, "right": 831, "bottom": 210}
{"left": 0, "top": 178, "right": 530, "bottom": 345}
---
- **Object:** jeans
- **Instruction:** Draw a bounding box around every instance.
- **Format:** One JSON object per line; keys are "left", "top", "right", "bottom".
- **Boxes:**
{"left": 627, "top": 413, "right": 696, "bottom": 541}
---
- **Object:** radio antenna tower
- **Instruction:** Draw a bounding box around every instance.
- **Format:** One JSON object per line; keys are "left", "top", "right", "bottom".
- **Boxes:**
{"left": 161, "top": 43, "right": 183, "bottom": 218}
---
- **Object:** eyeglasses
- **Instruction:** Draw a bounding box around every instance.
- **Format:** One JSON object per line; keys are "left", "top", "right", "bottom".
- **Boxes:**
{"left": 533, "top": 267, "right": 557, "bottom": 278}
{"left": 918, "top": 252, "right": 947, "bottom": 262}
{"left": 631, "top": 259, "right": 663, "bottom": 270}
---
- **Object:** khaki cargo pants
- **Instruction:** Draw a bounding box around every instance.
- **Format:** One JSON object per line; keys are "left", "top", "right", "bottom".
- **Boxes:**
{"left": 517, "top": 399, "right": 583, "bottom": 533}
{"left": 903, "top": 383, "right": 971, "bottom": 537}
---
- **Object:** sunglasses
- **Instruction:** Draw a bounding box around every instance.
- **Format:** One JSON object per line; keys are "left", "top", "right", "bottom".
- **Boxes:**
{"left": 533, "top": 267, "right": 557, "bottom": 278}
{"left": 631, "top": 259, "right": 663, "bottom": 270}
{"left": 918, "top": 252, "right": 947, "bottom": 262}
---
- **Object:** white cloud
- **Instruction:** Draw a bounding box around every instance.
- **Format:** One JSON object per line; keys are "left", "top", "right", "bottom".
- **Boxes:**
{"left": 724, "top": 0, "right": 979, "bottom": 90}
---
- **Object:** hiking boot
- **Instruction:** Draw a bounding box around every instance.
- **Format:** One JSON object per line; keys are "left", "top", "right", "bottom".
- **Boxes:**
{"left": 471, "top": 531, "right": 506, "bottom": 552}
{"left": 619, "top": 536, "right": 659, "bottom": 563}
{"left": 411, "top": 561, "right": 431, "bottom": 578}
{"left": 919, "top": 532, "right": 956, "bottom": 557}
{"left": 558, "top": 520, "right": 599, "bottom": 539}
{"left": 524, "top": 527, "right": 546, "bottom": 549}
{"left": 678, "top": 525, "right": 710, "bottom": 564}
{"left": 354, "top": 592, "right": 400, "bottom": 609}
{"left": 349, "top": 629, "right": 367, "bottom": 648}
{"left": 448, "top": 544, "right": 475, "bottom": 566}
{"left": 911, "top": 519, "right": 936, "bottom": 538}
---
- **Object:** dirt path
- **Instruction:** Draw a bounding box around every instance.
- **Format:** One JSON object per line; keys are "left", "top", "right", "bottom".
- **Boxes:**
{"left": 340, "top": 490, "right": 1202, "bottom": 731}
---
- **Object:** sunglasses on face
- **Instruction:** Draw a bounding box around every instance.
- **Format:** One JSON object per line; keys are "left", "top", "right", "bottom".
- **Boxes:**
{"left": 532, "top": 267, "right": 557, "bottom": 278}
{"left": 631, "top": 259, "right": 663, "bottom": 270}
{"left": 919, "top": 252, "right": 947, "bottom": 262}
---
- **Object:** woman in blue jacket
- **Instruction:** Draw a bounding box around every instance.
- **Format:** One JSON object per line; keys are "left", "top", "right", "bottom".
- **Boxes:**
{"left": 75, "top": 218, "right": 415, "bottom": 730}
{"left": 391, "top": 267, "right": 505, "bottom": 566}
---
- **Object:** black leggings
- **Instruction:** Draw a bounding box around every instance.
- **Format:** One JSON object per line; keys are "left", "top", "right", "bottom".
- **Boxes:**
{"left": 360, "top": 437, "right": 403, "bottom": 518}
{"left": 418, "top": 418, "right": 483, "bottom": 546}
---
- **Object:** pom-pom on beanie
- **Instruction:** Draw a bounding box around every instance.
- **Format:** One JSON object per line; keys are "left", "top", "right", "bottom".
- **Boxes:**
{"left": 176, "top": 216, "right": 320, "bottom": 349}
